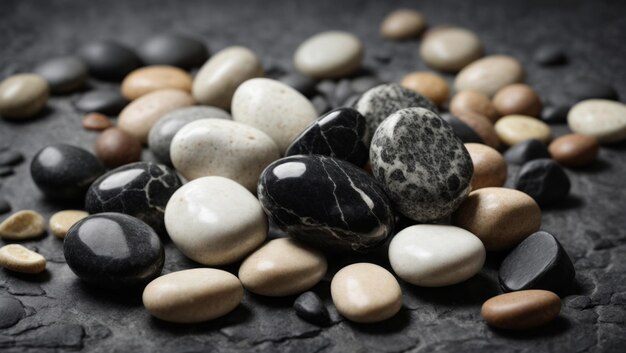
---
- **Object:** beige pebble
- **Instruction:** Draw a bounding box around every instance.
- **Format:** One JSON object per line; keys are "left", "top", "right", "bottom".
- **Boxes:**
{"left": 481, "top": 290, "right": 560, "bottom": 330}
{"left": 567, "top": 99, "right": 626, "bottom": 143}
{"left": 142, "top": 268, "right": 243, "bottom": 323}
{"left": 380, "top": 9, "right": 426, "bottom": 40}
{"left": 0, "top": 244, "right": 46, "bottom": 274}
{"left": 121, "top": 66, "right": 193, "bottom": 100}
{"left": 49, "top": 210, "right": 89, "bottom": 239}
{"left": 0, "top": 210, "right": 46, "bottom": 240}
{"left": 455, "top": 55, "right": 524, "bottom": 97}
{"left": 294, "top": 31, "right": 364, "bottom": 79}
{"left": 465, "top": 143, "right": 507, "bottom": 190}
{"left": 450, "top": 90, "right": 499, "bottom": 123}
{"left": 117, "top": 89, "right": 195, "bottom": 144}
{"left": 549, "top": 134, "right": 599, "bottom": 167}
{"left": 0, "top": 74, "right": 49, "bottom": 120}
{"left": 495, "top": 115, "right": 551, "bottom": 146}
{"left": 492, "top": 84, "right": 542, "bottom": 117}
{"left": 331, "top": 263, "right": 402, "bottom": 323}
{"left": 238, "top": 238, "right": 327, "bottom": 296}
{"left": 400, "top": 71, "right": 449, "bottom": 106}
{"left": 452, "top": 187, "right": 541, "bottom": 251}
{"left": 455, "top": 110, "right": 501, "bottom": 149}
{"left": 420, "top": 27, "right": 483, "bottom": 72}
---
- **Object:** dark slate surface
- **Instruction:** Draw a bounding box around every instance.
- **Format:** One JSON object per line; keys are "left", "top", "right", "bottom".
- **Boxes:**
{"left": 1, "top": 0, "right": 625, "bottom": 352}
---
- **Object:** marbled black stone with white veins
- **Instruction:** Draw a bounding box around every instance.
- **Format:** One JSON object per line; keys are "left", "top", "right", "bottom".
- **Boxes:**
{"left": 258, "top": 155, "right": 394, "bottom": 252}
{"left": 354, "top": 83, "right": 438, "bottom": 144}
{"left": 370, "top": 107, "right": 473, "bottom": 223}
{"left": 85, "top": 162, "right": 182, "bottom": 236}
{"left": 285, "top": 108, "right": 368, "bottom": 167}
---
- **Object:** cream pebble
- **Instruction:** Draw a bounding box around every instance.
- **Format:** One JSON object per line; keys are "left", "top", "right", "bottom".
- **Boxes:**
{"left": 454, "top": 55, "right": 524, "bottom": 97}
{"left": 121, "top": 65, "right": 192, "bottom": 100}
{"left": 0, "top": 244, "right": 47, "bottom": 274}
{"left": 567, "top": 99, "right": 626, "bottom": 143}
{"left": 380, "top": 9, "right": 426, "bottom": 40}
{"left": 420, "top": 27, "right": 483, "bottom": 72}
{"left": 0, "top": 210, "right": 46, "bottom": 240}
{"left": 294, "top": 31, "right": 363, "bottom": 79}
{"left": 0, "top": 74, "right": 49, "bottom": 120}
{"left": 465, "top": 143, "right": 508, "bottom": 189}
{"left": 48, "top": 210, "right": 89, "bottom": 239}
{"left": 495, "top": 115, "right": 551, "bottom": 146}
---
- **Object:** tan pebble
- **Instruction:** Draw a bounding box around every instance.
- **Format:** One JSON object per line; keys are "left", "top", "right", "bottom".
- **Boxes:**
{"left": 380, "top": 9, "right": 426, "bottom": 40}
{"left": 142, "top": 268, "right": 243, "bottom": 323}
{"left": 331, "top": 263, "right": 402, "bottom": 323}
{"left": 238, "top": 238, "right": 327, "bottom": 296}
{"left": 481, "top": 290, "right": 560, "bottom": 330}
{"left": 49, "top": 210, "right": 89, "bottom": 239}
{"left": 549, "top": 134, "right": 599, "bottom": 167}
{"left": 420, "top": 27, "right": 483, "bottom": 72}
{"left": 0, "top": 244, "right": 47, "bottom": 274}
{"left": 95, "top": 128, "right": 143, "bottom": 168}
{"left": 455, "top": 55, "right": 524, "bottom": 97}
{"left": 455, "top": 110, "right": 501, "bottom": 149}
{"left": 82, "top": 112, "right": 113, "bottom": 131}
{"left": 0, "top": 74, "right": 49, "bottom": 120}
{"left": 400, "top": 71, "right": 449, "bottom": 106}
{"left": 452, "top": 187, "right": 541, "bottom": 251}
{"left": 121, "top": 66, "right": 193, "bottom": 101}
{"left": 0, "top": 210, "right": 46, "bottom": 240}
{"left": 465, "top": 143, "right": 507, "bottom": 189}
{"left": 450, "top": 90, "right": 499, "bottom": 123}
{"left": 493, "top": 84, "right": 542, "bottom": 117}
{"left": 495, "top": 115, "right": 551, "bottom": 146}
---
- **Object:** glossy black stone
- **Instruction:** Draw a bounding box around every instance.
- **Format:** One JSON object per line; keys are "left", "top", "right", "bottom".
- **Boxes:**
{"left": 64, "top": 213, "right": 164, "bottom": 289}
{"left": 441, "top": 113, "right": 484, "bottom": 144}
{"left": 78, "top": 41, "right": 142, "bottom": 81}
{"left": 33, "top": 56, "right": 88, "bottom": 94}
{"left": 31, "top": 144, "right": 105, "bottom": 202}
{"left": 0, "top": 296, "right": 25, "bottom": 328}
{"left": 84, "top": 162, "right": 181, "bottom": 236}
{"left": 279, "top": 72, "right": 318, "bottom": 97}
{"left": 533, "top": 45, "right": 567, "bottom": 66}
{"left": 258, "top": 155, "right": 395, "bottom": 252}
{"left": 564, "top": 76, "right": 618, "bottom": 102}
{"left": 75, "top": 89, "right": 128, "bottom": 115}
{"left": 294, "top": 291, "right": 330, "bottom": 326}
{"left": 504, "top": 139, "right": 551, "bottom": 165}
{"left": 137, "top": 33, "right": 208, "bottom": 69}
{"left": 541, "top": 104, "right": 569, "bottom": 124}
{"left": 515, "top": 159, "right": 570, "bottom": 207}
{"left": 499, "top": 231, "right": 575, "bottom": 293}
{"left": 286, "top": 108, "right": 368, "bottom": 167}
{"left": 0, "top": 149, "right": 24, "bottom": 167}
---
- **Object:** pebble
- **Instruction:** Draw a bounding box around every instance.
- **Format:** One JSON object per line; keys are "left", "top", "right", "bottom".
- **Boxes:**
{"left": 278, "top": 72, "right": 318, "bottom": 97}
{"left": 454, "top": 55, "right": 524, "bottom": 97}
{"left": 549, "top": 134, "right": 599, "bottom": 167}
{"left": 465, "top": 143, "right": 507, "bottom": 189}
{"left": 285, "top": 107, "right": 368, "bottom": 167}
{"left": 0, "top": 244, "right": 46, "bottom": 274}
{"left": 354, "top": 83, "right": 438, "bottom": 145}
{"left": 85, "top": 162, "right": 181, "bottom": 236}
{"left": 0, "top": 74, "right": 49, "bottom": 120}
{"left": 49, "top": 210, "right": 88, "bottom": 239}
{"left": 75, "top": 89, "right": 127, "bottom": 115}
{"left": 148, "top": 106, "right": 231, "bottom": 165}
{"left": 170, "top": 119, "right": 279, "bottom": 190}
{"left": 380, "top": 9, "right": 426, "bottom": 40}
{"left": 499, "top": 231, "right": 575, "bottom": 293}
{"left": 137, "top": 33, "right": 208, "bottom": 69}
{"left": 504, "top": 139, "right": 551, "bottom": 165}
{"left": 232, "top": 78, "right": 318, "bottom": 152}
{"left": 493, "top": 84, "right": 543, "bottom": 117}
{"left": 64, "top": 213, "right": 164, "bottom": 289}
{"left": 441, "top": 113, "right": 484, "bottom": 144}
{"left": 118, "top": 89, "right": 195, "bottom": 144}
{"left": 371, "top": 107, "right": 473, "bottom": 222}
{"left": 541, "top": 104, "right": 569, "bottom": 124}
{"left": 0, "top": 210, "right": 46, "bottom": 240}
{"left": 78, "top": 40, "right": 141, "bottom": 81}
{"left": 95, "top": 128, "right": 142, "bottom": 168}
{"left": 258, "top": 155, "right": 394, "bottom": 252}
{"left": 331, "top": 263, "right": 402, "bottom": 323}
{"left": 142, "top": 268, "right": 243, "bottom": 323}
{"left": 515, "top": 159, "right": 570, "bottom": 207}
{"left": 450, "top": 90, "right": 499, "bottom": 123}
{"left": 0, "top": 149, "right": 24, "bottom": 167}
{"left": 192, "top": 46, "right": 264, "bottom": 109}
{"left": 30, "top": 144, "right": 105, "bottom": 201}
{"left": 564, "top": 77, "right": 618, "bottom": 102}
{"left": 420, "top": 27, "right": 483, "bottom": 72}
{"left": 567, "top": 99, "right": 626, "bottom": 143}
{"left": 0, "top": 167, "right": 13, "bottom": 177}
{"left": 454, "top": 110, "right": 501, "bottom": 148}
{"left": 121, "top": 66, "right": 193, "bottom": 100}
{"left": 239, "top": 238, "right": 327, "bottom": 296}
{"left": 495, "top": 115, "right": 551, "bottom": 146}
{"left": 33, "top": 56, "right": 87, "bottom": 94}
{"left": 164, "top": 176, "right": 267, "bottom": 265}
{"left": 481, "top": 290, "right": 561, "bottom": 330}
{"left": 389, "top": 224, "right": 485, "bottom": 286}
{"left": 0, "top": 196, "right": 10, "bottom": 214}
{"left": 294, "top": 291, "right": 330, "bottom": 326}
{"left": 400, "top": 71, "right": 449, "bottom": 106}
{"left": 294, "top": 31, "right": 364, "bottom": 79}
{"left": 0, "top": 296, "right": 25, "bottom": 328}
{"left": 82, "top": 113, "right": 113, "bottom": 131}
{"left": 452, "top": 187, "right": 541, "bottom": 251}
{"left": 534, "top": 45, "right": 567, "bottom": 66}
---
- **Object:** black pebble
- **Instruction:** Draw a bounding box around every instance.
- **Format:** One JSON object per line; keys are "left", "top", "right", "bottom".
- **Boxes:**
{"left": 504, "top": 139, "right": 551, "bottom": 165}
{"left": 0, "top": 195, "right": 11, "bottom": 214}
{"left": 0, "top": 166, "right": 13, "bottom": 177}
{"left": 441, "top": 113, "right": 484, "bottom": 144}
{"left": 294, "top": 291, "right": 330, "bottom": 326}
{"left": 499, "top": 231, "right": 575, "bottom": 293}
{"left": 515, "top": 159, "right": 570, "bottom": 207}
{"left": 0, "top": 296, "right": 25, "bottom": 328}
{"left": 0, "top": 149, "right": 24, "bottom": 167}
{"left": 311, "top": 95, "right": 331, "bottom": 115}
{"left": 534, "top": 45, "right": 567, "bottom": 66}
{"left": 75, "top": 89, "right": 128, "bottom": 115}
{"left": 541, "top": 104, "right": 569, "bottom": 124}
{"left": 137, "top": 33, "right": 208, "bottom": 69}
{"left": 78, "top": 41, "right": 142, "bottom": 81}
{"left": 33, "top": 56, "right": 88, "bottom": 94}
{"left": 279, "top": 73, "right": 318, "bottom": 98}
{"left": 564, "top": 76, "right": 618, "bottom": 102}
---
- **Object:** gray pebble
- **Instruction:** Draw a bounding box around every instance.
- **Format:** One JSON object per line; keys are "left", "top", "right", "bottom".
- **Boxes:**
{"left": 34, "top": 56, "right": 88, "bottom": 94}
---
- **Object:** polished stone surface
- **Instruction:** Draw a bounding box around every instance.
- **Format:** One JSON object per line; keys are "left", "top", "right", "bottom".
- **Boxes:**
{"left": 515, "top": 158, "right": 571, "bottom": 207}
{"left": 137, "top": 33, "right": 208, "bottom": 69}
{"left": 74, "top": 89, "right": 128, "bottom": 115}
{"left": 78, "top": 40, "right": 141, "bottom": 81}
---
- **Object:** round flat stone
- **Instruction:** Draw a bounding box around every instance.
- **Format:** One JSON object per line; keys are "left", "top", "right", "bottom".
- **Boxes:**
{"left": 64, "top": 213, "right": 164, "bottom": 289}
{"left": 450, "top": 90, "right": 499, "bottom": 123}
{"left": 495, "top": 115, "right": 551, "bottom": 146}
{"left": 95, "top": 128, "right": 142, "bottom": 168}
{"left": 0, "top": 296, "right": 25, "bottom": 328}
{"left": 504, "top": 139, "right": 551, "bottom": 165}
{"left": 370, "top": 107, "right": 473, "bottom": 222}
{"left": 0, "top": 74, "right": 49, "bottom": 120}
{"left": 493, "top": 84, "right": 543, "bottom": 118}
{"left": 82, "top": 113, "right": 113, "bottom": 131}
{"left": 0, "top": 244, "right": 46, "bottom": 274}
{"left": 137, "top": 33, "right": 208, "bottom": 69}
{"left": 567, "top": 99, "right": 626, "bottom": 143}
{"left": 294, "top": 31, "right": 363, "bottom": 79}
{"left": 441, "top": 113, "right": 484, "bottom": 144}
{"left": 420, "top": 27, "right": 483, "bottom": 72}
{"left": 465, "top": 143, "right": 507, "bottom": 190}
{"left": 49, "top": 210, "right": 88, "bottom": 239}
{"left": 454, "top": 55, "right": 524, "bottom": 97}
{"left": 515, "top": 159, "right": 570, "bottom": 207}
{"left": 380, "top": 9, "right": 426, "bottom": 40}
{"left": 549, "top": 134, "right": 599, "bottom": 167}
{"left": 294, "top": 291, "right": 330, "bottom": 326}
{"left": 78, "top": 41, "right": 141, "bottom": 81}
{"left": 121, "top": 65, "right": 193, "bottom": 100}
{"left": 481, "top": 290, "right": 561, "bottom": 330}
{"left": 34, "top": 56, "right": 88, "bottom": 94}
{"left": 75, "top": 89, "right": 127, "bottom": 115}
{"left": 400, "top": 71, "right": 449, "bottom": 106}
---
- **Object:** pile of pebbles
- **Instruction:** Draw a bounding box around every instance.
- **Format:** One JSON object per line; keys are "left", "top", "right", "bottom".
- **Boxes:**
{"left": 0, "top": 6, "right": 624, "bottom": 333}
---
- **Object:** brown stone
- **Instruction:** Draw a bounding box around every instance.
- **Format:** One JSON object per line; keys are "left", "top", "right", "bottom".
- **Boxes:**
{"left": 82, "top": 113, "right": 113, "bottom": 131}
{"left": 465, "top": 143, "right": 507, "bottom": 190}
{"left": 549, "top": 133, "right": 599, "bottom": 167}
{"left": 455, "top": 110, "right": 501, "bottom": 149}
{"left": 481, "top": 290, "right": 560, "bottom": 330}
{"left": 493, "top": 84, "right": 543, "bottom": 117}
{"left": 95, "top": 128, "right": 143, "bottom": 168}
{"left": 380, "top": 9, "right": 426, "bottom": 40}
{"left": 450, "top": 90, "right": 499, "bottom": 123}
{"left": 400, "top": 71, "right": 449, "bottom": 106}
{"left": 0, "top": 244, "right": 47, "bottom": 274}
{"left": 121, "top": 65, "right": 193, "bottom": 100}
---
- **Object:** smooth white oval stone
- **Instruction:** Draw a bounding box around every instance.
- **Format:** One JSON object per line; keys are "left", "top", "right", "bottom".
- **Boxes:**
{"left": 567, "top": 99, "right": 626, "bottom": 143}
{"left": 293, "top": 31, "right": 363, "bottom": 79}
